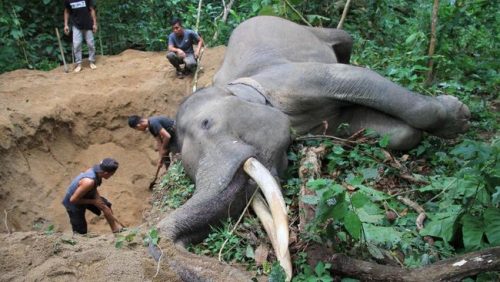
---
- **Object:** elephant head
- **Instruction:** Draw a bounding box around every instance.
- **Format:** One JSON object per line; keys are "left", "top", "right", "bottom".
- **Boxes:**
{"left": 158, "top": 85, "right": 293, "bottom": 278}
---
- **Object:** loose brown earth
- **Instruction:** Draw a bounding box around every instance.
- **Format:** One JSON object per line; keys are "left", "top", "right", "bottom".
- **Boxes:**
{"left": 0, "top": 47, "right": 227, "bottom": 281}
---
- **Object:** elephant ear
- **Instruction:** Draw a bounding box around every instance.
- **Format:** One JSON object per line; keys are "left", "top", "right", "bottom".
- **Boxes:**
{"left": 226, "top": 77, "right": 268, "bottom": 105}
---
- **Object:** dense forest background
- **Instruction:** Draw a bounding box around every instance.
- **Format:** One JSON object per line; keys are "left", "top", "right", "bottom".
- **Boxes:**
{"left": 1, "top": 0, "right": 498, "bottom": 91}
{"left": 1, "top": 0, "right": 499, "bottom": 280}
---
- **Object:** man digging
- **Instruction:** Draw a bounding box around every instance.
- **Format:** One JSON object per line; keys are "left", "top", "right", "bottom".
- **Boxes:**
{"left": 62, "top": 158, "right": 125, "bottom": 234}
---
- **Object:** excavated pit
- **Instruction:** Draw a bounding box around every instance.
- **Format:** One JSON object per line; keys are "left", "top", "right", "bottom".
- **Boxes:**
{"left": 0, "top": 48, "right": 225, "bottom": 234}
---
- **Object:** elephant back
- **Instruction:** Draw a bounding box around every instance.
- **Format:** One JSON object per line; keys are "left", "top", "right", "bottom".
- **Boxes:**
{"left": 214, "top": 16, "right": 338, "bottom": 85}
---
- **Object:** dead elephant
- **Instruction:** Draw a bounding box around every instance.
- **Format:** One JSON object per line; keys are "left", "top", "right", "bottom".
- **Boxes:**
{"left": 157, "top": 16, "right": 470, "bottom": 281}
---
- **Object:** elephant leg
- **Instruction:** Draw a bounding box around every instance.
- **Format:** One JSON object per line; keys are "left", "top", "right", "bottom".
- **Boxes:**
{"left": 255, "top": 63, "right": 469, "bottom": 139}
{"left": 304, "top": 27, "right": 353, "bottom": 64}
{"left": 336, "top": 106, "right": 423, "bottom": 150}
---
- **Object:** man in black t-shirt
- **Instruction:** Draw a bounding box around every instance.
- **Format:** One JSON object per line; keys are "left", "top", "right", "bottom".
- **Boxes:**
{"left": 63, "top": 0, "right": 98, "bottom": 73}
{"left": 128, "top": 115, "right": 176, "bottom": 169}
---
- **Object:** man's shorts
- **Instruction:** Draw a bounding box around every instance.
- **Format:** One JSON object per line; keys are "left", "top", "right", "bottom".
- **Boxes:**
{"left": 65, "top": 197, "right": 112, "bottom": 234}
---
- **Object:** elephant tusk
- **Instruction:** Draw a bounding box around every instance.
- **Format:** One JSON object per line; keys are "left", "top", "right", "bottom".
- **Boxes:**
{"left": 251, "top": 192, "right": 292, "bottom": 281}
{"left": 243, "top": 157, "right": 291, "bottom": 280}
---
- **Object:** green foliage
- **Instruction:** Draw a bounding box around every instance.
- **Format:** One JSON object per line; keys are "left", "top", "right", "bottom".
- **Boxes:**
{"left": 291, "top": 134, "right": 499, "bottom": 274}
{"left": 293, "top": 261, "right": 333, "bottom": 282}
{"left": 269, "top": 262, "right": 287, "bottom": 282}
{"left": 189, "top": 218, "right": 261, "bottom": 264}
{"left": 143, "top": 227, "right": 160, "bottom": 246}
{"left": 155, "top": 161, "right": 194, "bottom": 209}
{"left": 60, "top": 237, "right": 77, "bottom": 246}
{"left": 115, "top": 228, "right": 139, "bottom": 248}
{"left": 417, "top": 138, "right": 500, "bottom": 251}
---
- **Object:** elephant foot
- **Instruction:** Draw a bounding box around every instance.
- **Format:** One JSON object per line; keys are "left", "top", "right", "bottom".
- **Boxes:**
{"left": 428, "top": 95, "right": 470, "bottom": 138}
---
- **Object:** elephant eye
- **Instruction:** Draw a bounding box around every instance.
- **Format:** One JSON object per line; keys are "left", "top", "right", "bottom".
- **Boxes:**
{"left": 201, "top": 119, "right": 211, "bottom": 129}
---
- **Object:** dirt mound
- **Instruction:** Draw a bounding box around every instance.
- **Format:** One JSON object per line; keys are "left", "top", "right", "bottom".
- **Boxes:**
{"left": 0, "top": 47, "right": 224, "bottom": 234}
{"left": 0, "top": 231, "right": 180, "bottom": 281}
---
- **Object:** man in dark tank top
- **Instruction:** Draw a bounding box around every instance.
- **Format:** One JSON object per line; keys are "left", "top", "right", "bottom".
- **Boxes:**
{"left": 62, "top": 158, "right": 124, "bottom": 234}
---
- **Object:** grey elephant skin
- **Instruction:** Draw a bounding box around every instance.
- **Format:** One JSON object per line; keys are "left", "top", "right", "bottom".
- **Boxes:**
{"left": 157, "top": 15, "right": 470, "bottom": 278}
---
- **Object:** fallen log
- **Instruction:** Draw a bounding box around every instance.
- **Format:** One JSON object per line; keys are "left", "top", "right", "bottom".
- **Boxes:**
{"left": 298, "top": 145, "right": 326, "bottom": 232}
{"left": 327, "top": 246, "right": 500, "bottom": 281}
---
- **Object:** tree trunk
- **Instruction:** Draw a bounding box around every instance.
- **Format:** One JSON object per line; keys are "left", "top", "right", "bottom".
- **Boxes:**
{"left": 337, "top": 0, "right": 352, "bottom": 29}
{"left": 211, "top": 0, "right": 235, "bottom": 42}
{"left": 327, "top": 246, "right": 500, "bottom": 281}
{"left": 425, "top": 0, "right": 440, "bottom": 86}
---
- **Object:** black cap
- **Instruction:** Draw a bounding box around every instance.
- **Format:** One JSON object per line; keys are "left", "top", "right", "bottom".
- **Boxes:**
{"left": 93, "top": 158, "right": 119, "bottom": 173}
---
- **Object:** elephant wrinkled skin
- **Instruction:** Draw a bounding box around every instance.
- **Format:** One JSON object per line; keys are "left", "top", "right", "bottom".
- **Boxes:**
{"left": 157, "top": 16, "right": 470, "bottom": 280}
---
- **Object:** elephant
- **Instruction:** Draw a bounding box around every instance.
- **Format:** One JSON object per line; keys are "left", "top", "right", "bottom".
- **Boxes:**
{"left": 157, "top": 16, "right": 470, "bottom": 280}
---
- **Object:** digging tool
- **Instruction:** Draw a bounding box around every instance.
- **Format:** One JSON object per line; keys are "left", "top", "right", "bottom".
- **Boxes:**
{"left": 110, "top": 213, "right": 126, "bottom": 230}
{"left": 55, "top": 28, "right": 68, "bottom": 73}
{"left": 149, "top": 165, "right": 162, "bottom": 191}
{"left": 192, "top": 47, "right": 205, "bottom": 92}
{"left": 148, "top": 155, "right": 171, "bottom": 190}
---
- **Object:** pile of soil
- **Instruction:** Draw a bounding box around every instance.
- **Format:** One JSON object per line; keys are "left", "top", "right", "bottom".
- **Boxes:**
{"left": 0, "top": 47, "right": 225, "bottom": 280}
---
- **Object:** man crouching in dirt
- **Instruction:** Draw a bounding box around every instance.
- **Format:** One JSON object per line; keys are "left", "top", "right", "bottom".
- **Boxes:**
{"left": 62, "top": 158, "right": 125, "bottom": 234}
{"left": 128, "top": 115, "right": 176, "bottom": 170}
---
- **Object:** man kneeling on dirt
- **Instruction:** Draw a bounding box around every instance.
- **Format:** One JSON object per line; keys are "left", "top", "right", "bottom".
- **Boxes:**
{"left": 62, "top": 158, "right": 125, "bottom": 234}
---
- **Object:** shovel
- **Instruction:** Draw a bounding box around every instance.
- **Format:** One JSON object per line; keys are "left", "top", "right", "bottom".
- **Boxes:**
{"left": 55, "top": 28, "right": 68, "bottom": 73}
{"left": 148, "top": 156, "right": 171, "bottom": 190}
{"left": 148, "top": 165, "right": 162, "bottom": 190}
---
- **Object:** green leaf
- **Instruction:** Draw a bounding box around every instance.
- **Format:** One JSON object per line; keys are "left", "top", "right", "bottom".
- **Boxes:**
{"left": 492, "top": 187, "right": 500, "bottom": 205}
{"left": 258, "top": 6, "right": 276, "bottom": 16}
{"left": 344, "top": 211, "right": 362, "bottom": 240}
{"left": 301, "top": 194, "right": 319, "bottom": 205}
{"left": 484, "top": 208, "right": 500, "bottom": 246}
{"left": 461, "top": 214, "right": 484, "bottom": 250}
{"left": 245, "top": 245, "right": 254, "bottom": 259}
{"left": 367, "top": 242, "right": 385, "bottom": 259}
{"left": 353, "top": 183, "right": 389, "bottom": 201}
{"left": 115, "top": 237, "right": 124, "bottom": 249}
{"left": 317, "top": 192, "right": 348, "bottom": 222}
{"left": 360, "top": 167, "right": 379, "bottom": 181}
{"left": 60, "top": 238, "right": 77, "bottom": 245}
{"left": 405, "top": 32, "right": 419, "bottom": 44}
{"left": 420, "top": 212, "right": 459, "bottom": 242}
{"left": 356, "top": 208, "right": 385, "bottom": 224}
{"left": 351, "top": 192, "right": 370, "bottom": 208}
{"left": 314, "top": 261, "right": 326, "bottom": 275}
{"left": 363, "top": 224, "right": 402, "bottom": 246}
{"left": 378, "top": 134, "right": 390, "bottom": 148}
{"left": 268, "top": 262, "right": 286, "bottom": 282}
{"left": 44, "top": 224, "right": 55, "bottom": 235}
{"left": 43, "top": 0, "right": 51, "bottom": 5}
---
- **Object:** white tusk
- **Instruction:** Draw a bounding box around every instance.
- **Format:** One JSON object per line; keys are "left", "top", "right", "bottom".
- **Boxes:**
{"left": 252, "top": 193, "right": 292, "bottom": 281}
{"left": 244, "top": 157, "right": 291, "bottom": 281}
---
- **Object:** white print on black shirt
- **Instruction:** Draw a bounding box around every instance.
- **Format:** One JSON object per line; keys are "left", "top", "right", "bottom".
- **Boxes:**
{"left": 70, "top": 1, "right": 87, "bottom": 9}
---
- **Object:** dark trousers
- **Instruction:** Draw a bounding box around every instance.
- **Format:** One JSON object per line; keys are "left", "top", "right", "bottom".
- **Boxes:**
{"left": 65, "top": 197, "right": 111, "bottom": 234}
{"left": 166, "top": 52, "right": 197, "bottom": 73}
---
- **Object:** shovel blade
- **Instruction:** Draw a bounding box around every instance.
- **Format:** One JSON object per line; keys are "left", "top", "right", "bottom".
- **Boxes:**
{"left": 149, "top": 180, "right": 156, "bottom": 190}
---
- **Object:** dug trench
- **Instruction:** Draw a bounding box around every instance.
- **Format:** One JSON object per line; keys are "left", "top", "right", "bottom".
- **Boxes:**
{"left": 0, "top": 47, "right": 226, "bottom": 280}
